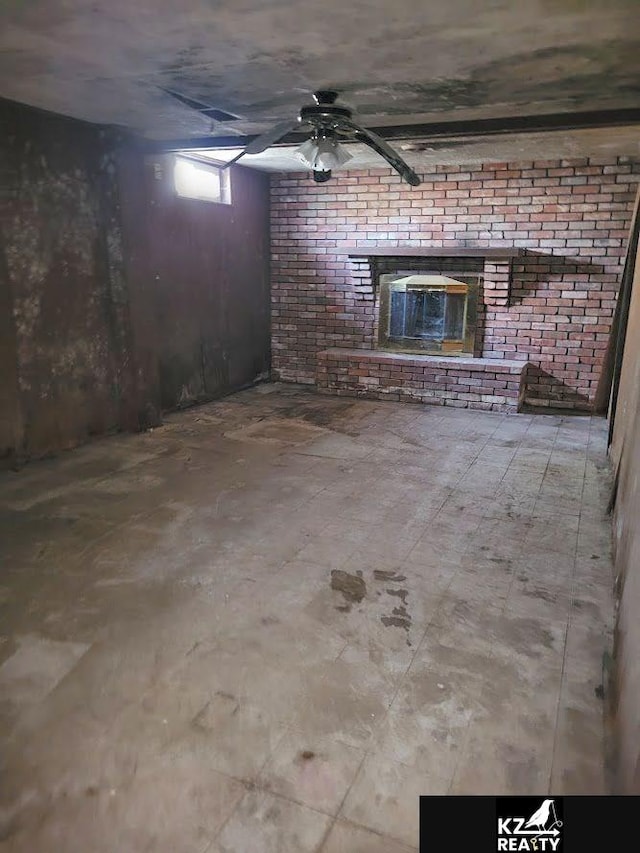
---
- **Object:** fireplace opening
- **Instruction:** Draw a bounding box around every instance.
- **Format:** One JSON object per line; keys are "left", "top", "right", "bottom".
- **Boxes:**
{"left": 378, "top": 272, "right": 479, "bottom": 355}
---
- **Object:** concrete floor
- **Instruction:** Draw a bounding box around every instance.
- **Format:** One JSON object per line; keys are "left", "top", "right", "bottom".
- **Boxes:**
{"left": 0, "top": 384, "right": 614, "bottom": 852}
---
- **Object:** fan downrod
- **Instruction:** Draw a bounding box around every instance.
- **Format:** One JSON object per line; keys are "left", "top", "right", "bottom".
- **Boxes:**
{"left": 313, "top": 91, "right": 339, "bottom": 105}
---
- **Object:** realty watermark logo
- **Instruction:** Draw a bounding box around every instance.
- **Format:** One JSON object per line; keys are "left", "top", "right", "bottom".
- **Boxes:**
{"left": 496, "top": 797, "right": 563, "bottom": 852}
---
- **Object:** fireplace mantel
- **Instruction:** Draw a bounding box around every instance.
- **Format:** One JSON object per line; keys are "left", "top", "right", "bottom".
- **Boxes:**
{"left": 348, "top": 247, "right": 524, "bottom": 259}
{"left": 347, "top": 247, "right": 520, "bottom": 307}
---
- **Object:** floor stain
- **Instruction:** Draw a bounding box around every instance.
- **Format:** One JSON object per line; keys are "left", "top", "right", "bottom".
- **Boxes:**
{"left": 524, "top": 588, "right": 558, "bottom": 602}
{"left": 373, "top": 570, "right": 407, "bottom": 583}
{"left": 224, "top": 417, "right": 328, "bottom": 447}
{"left": 381, "top": 610, "right": 412, "bottom": 637}
{"left": 381, "top": 606, "right": 411, "bottom": 631}
{"left": 330, "top": 570, "right": 367, "bottom": 604}
{"left": 378, "top": 568, "right": 412, "bottom": 645}
{"left": 386, "top": 587, "right": 408, "bottom": 606}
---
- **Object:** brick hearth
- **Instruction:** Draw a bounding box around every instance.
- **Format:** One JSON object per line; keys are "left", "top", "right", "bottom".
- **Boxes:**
{"left": 317, "top": 349, "right": 526, "bottom": 412}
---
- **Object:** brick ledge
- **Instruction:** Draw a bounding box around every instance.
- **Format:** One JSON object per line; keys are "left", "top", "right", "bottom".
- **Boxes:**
{"left": 319, "top": 348, "right": 526, "bottom": 373}
{"left": 317, "top": 348, "right": 528, "bottom": 412}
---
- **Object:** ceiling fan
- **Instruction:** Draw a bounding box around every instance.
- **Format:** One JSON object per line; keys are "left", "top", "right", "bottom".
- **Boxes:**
{"left": 166, "top": 89, "right": 421, "bottom": 186}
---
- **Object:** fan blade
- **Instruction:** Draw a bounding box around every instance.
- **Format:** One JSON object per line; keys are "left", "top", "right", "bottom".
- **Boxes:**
{"left": 341, "top": 120, "right": 421, "bottom": 186}
{"left": 218, "top": 150, "right": 251, "bottom": 170}
{"left": 218, "top": 119, "right": 300, "bottom": 170}
{"left": 243, "top": 119, "right": 300, "bottom": 155}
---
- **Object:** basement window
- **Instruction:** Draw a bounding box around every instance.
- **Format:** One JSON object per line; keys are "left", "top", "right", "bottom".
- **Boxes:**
{"left": 173, "top": 155, "right": 231, "bottom": 204}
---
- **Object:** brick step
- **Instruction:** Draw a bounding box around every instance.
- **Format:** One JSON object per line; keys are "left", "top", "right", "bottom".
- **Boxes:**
{"left": 317, "top": 348, "right": 528, "bottom": 412}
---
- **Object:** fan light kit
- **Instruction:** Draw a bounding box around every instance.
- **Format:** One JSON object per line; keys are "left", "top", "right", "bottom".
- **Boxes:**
{"left": 295, "top": 136, "right": 353, "bottom": 174}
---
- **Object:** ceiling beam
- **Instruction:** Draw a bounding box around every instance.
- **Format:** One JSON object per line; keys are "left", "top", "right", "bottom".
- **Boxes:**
{"left": 148, "top": 107, "right": 640, "bottom": 152}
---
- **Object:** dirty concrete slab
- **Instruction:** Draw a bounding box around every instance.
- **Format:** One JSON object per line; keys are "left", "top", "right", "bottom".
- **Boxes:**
{"left": 0, "top": 635, "right": 89, "bottom": 709}
{"left": 0, "top": 383, "right": 615, "bottom": 850}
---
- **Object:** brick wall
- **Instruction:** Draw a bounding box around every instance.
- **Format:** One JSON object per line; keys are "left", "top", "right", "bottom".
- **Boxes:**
{"left": 271, "top": 156, "right": 639, "bottom": 409}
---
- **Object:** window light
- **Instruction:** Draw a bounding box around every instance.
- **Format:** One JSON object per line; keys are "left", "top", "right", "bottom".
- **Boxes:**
{"left": 173, "top": 156, "right": 230, "bottom": 203}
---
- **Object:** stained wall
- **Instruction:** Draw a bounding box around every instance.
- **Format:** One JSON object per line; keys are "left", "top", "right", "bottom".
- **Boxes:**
{"left": 0, "top": 100, "right": 270, "bottom": 463}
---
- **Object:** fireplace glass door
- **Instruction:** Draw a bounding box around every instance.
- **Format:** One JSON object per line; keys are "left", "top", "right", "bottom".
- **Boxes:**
{"left": 378, "top": 273, "right": 479, "bottom": 355}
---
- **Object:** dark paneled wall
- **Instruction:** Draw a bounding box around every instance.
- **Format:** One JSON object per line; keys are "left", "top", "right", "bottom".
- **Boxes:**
{"left": 0, "top": 100, "right": 270, "bottom": 464}
{"left": 0, "top": 100, "right": 136, "bottom": 460}
{"left": 122, "top": 154, "right": 271, "bottom": 411}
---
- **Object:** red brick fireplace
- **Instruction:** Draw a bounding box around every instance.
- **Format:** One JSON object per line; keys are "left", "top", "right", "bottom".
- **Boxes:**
{"left": 318, "top": 248, "right": 525, "bottom": 411}
{"left": 271, "top": 157, "right": 638, "bottom": 411}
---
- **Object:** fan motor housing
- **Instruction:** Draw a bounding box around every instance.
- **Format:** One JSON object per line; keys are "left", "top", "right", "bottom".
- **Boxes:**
{"left": 300, "top": 103, "right": 353, "bottom": 124}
